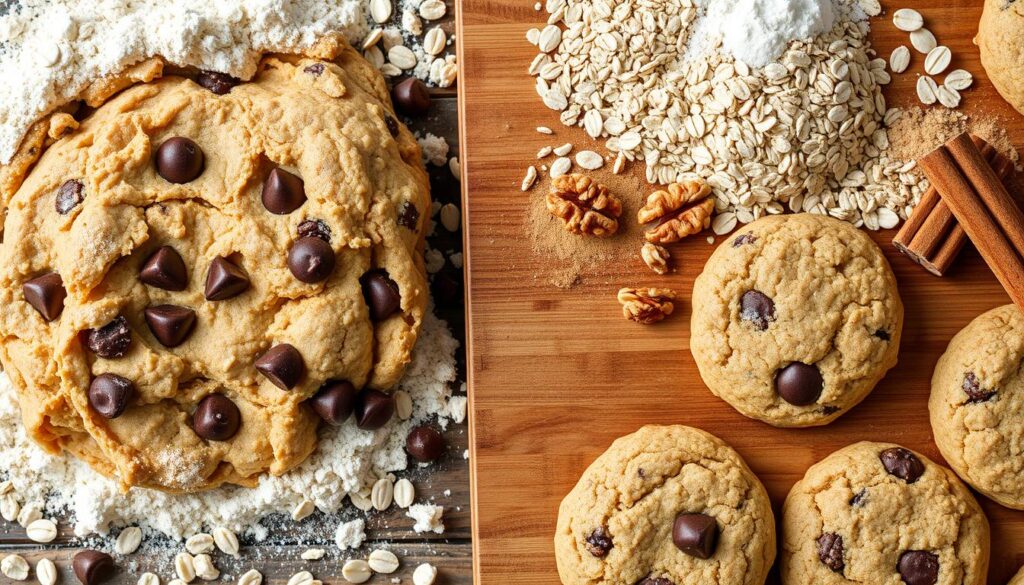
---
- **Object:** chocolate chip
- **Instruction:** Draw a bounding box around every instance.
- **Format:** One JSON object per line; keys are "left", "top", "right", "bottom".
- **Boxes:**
{"left": 361, "top": 270, "right": 401, "bottom": 321}
{"left": 816, "top": 532, "right": 844, "bottom": 573}
{"left": 354, "top": 389, "right": 395, "bottom": 430}
{"left": 879, "top": 447, "right": 925, "bottom": 483}
{"left": 740, "top": 290, "right": 775, "bottom": 330}
{"left": 385, "top": 115, "right": 400, "bottom": 137}
{"left": 88, "top": 374, "right": 135, "bottom": 419}
{"left": 144, "top": 305, "right": 196, "bottom": 347}
{"left": 55, "top": 179, "right": 84, "bottom": 214}
{"left": 391, "top": 78, "right": 431, "bottom": 116}
{"left": 204, "top": 256, "right": 250, "bottom": 300}
{"left": 398, "top": 202, "right": 419, "bottom": 229}
{"left": 297, "top": 219, "right": 331, "bottom": 242}
{"left": 193, "top": 394, "right": 241, "bottom": 441}
{"left": 897, "top": 551, "right": 939, "bottom": 585}
{"left": 672, "top": 513, "right": 717, "bottom": 559}
{"left": 255, "top": 344, "right": 305, "bottom": 390}
{"left": 731, "top": 233, "right": 756, "bottom": 247}
{"left": 406, "top": 424, "right": 446, "bottom": 462}
{"left": 873, "top": 329, "right": 891, "bottom": 341}
{"left": 850, "top": 489, "right": 867, "bottom": 507}
{"left": 304, "top": 63, "right": 325, "bottom": 76}
{"left": 155, "top": 137, "right": 204, "bottom": 183}
{"left": 636, "top": 578, "right": 673, "bottom": 585}
{"left": 195, "top": 70, "right": 239, "bottom": 94}
{"left": 288, "top": 237, "right": 336, "bottom": 283}
{"left": 261, "top": 167, "right": 306, "bottom": 214}
{"left": 85, "top": 316, "right": 132, "bottom": 358}
{"left": 584, "top": 526, "right": 613, "bottom": 557}
{"left": 23, "top": 272, "right": 66, "bottom": 321}
{"left": 774, "top": 362, "right": 823, "bottom": 405}
{"left": 821, "top": 405, "right": 840, "bottom": 415}
{"left": 309, "top": 380, "right": 357, "bottom": 425}
{"left": 73, "top": 550, "right": 115, "bottom": 585}
{"left": 139, "top": 246, "right": 188, "bottom": 291}
{"left": 962, "top": 372, "right": 996, "bottom": 403}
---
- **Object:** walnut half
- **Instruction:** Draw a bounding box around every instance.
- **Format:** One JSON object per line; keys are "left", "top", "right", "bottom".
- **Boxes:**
{"left": 617, "top": 287, "right": 679, "bottom": 324}
{"left": 637, "top": 180, "right": 714, "bottom": 244}
{"left": 547, "top": 174, "right": 622, "bottom": 237}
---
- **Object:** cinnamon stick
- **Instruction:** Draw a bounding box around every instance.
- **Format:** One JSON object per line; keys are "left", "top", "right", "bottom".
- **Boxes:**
{"left": 921, "top": 133, "right": 1024, "bottom": 311}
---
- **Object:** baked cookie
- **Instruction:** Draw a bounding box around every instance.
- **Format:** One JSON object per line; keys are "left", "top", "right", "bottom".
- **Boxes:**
{"left": 691, "top": 214, "right": 903, "bottom": 427}
{"left": 978, "top": 0, "right": 1024, "bottom": 117}
{"left": 554, "top": 425, "right": 775, "bottom": 585}
{"left": 930, "top": 304, "right": 1024, "bottom": 509}
{"left": 0, "top": 36, "right": 430, "bottom": 492}
{"left": 782, "top": 442, "right": 990, "bottom": 585}
{"left": 1009, "top": 565, "right": 1024, "bottom": 585}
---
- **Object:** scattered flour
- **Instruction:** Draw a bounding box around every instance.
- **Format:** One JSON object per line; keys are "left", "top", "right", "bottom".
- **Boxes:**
{"left": 0, "top": 311, "right": 459, "bottom": 539}
{"left": 334, "top": 518, "right": 367, "bottom": 550}
{"left": 406, "top": 504, "right": 445, "bottom": 534}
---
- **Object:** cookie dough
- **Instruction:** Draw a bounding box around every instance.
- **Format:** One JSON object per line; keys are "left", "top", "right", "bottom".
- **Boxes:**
{"left": 0, "top": 37, "right": 430, "bottom": 492}
{"left": 691, "top": 214, "right": 903, "bottom": 427}
{"left": 554, "top": 425, "right": 775, "bottom": 585}
{"left": 782, "top": 442, "right": 990, "bottom": 585}
{"left": 930, "top": 304, "right": 1024, "bottom": 509}
{"left": 978, "top": 0, "right": 1024, "bottom": 116}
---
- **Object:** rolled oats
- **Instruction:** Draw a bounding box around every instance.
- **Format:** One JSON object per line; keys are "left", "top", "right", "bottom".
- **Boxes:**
{"left": 1, "top": 555, "right": 28, "bottom": 581}
{"left": 237, "top": 570, "right": 263, "bottom": 585}
{"left": 1, "top": 492, "right": 19, "bottom": 522}
{"left": 288, "top": 571, "right": 317, "bottom": 585}
{"left": 521, "top": 166, "right": 538, "bottom": 191}
{"left": 552, "top": 143, "right": 572, "bottom": 156}
{"left": 174, "top": 552, "right": 196, "bottom": 583}
{"left": 418, "top": 0, "right": 447, "bottom": 20}
{"left": 25, "top": 518, "right": 57, "bottom": 543}
{"left": 413, "top": 563, "right": 438, "bottom": 585}
{"left": 550, "top": 157, "right": 572, "bottom": 178}
{"left": 936, "top": 85, "right": 961, "bottom": 108}
{"left": 892, "top": 8, "right": 924, "bottom": 31}
{"left": 388, "top": 46, "right": 417, "bottom": 70}
{"left": 342, "top": 560, "right": 372, "bottom": 584}
{"left": 301, "top": 548, "right": 326, "bottom": 561}
{"left": 423, "top": 27, "right": 446, "bottom": 56}
{"left": 537, "top": 145, "right": 552, "bottom": 158}
{"left": 910, "top": 28, "right": 937, "bottom": 53}
{"left": 116, "top": 526, "right": 143, "bottom": 555}
{"left": 536, "top": 126, "right": 553, "bottom": 134}
{"left": 369, "top": 0, "right": 392, "bottom": 23}
{"left": 394, "top": 478, "right": 416, "bottom": 508}
{"left": 185, "top": 533, "right": 215, "bottom": 555}
{"left": 292, "top": 499, "right": 316, "bottom": 522}
{"left": 575, "top": 151, "right": 603, "bottom": 170}
{"left": 889, "top": 45, "right": 911, "bottom": 73}
{"left": 944, "top": 69, "right": 973, "bottom": 90}
{"left": 193, "top": 554, "right": 219, "bottom": 581}
{"left": 368, "top": 549, "right": 401, "bottom": 574}
{"left": 924, "top": 46, "right": 951, "bottom": 75}
{"left": 371, "top": 477, "right": 394, "bottom": 511}
{"left": 916, "top": 75, "right": 938, "bottom": 104}
{"left": 16, "top": 501, "right": 41, "bottom": 527}
{"left": 36, "top": 558, "right": 57, "bottom": 585}
{"left": 213, "top": 527, "right": 240, "bottom": 556}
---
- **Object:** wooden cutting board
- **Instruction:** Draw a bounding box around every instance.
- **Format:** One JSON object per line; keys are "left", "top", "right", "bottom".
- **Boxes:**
{"left": 456, "top": 1, "right": 1024, "bottom": 583}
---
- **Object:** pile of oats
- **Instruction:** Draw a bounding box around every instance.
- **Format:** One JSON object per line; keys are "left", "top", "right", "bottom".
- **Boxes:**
{"left": 527, "top": 0, "right": 929, "bottom": 232}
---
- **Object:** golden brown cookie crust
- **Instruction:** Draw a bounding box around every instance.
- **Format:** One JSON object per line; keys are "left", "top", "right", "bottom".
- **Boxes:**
{"left": 978, "top": 0, "right": 1024, "bottom": 116}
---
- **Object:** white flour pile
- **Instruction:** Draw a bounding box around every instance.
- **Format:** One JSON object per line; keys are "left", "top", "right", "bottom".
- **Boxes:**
{"left": 0, "top": 311, "right": 459, "bottom": 539}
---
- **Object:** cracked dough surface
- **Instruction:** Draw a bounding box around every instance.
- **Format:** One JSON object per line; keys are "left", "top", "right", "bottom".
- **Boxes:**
{"left": 0, "top": 38, "right": 429, "bottom": 492}
{"left": 782, "top": 441, "right": 989, "bottom": 585}
{"left": 691, "top": 214, "right": 903, "bottom": 427}
{"left": 978, "top": 0, "right": 1024, "bottom": 117}
{"left": 930, "top": 304, "right": 1024, "bottom": 509}
{"left": 554, "top": 425, "right": 775, "bottom": 585}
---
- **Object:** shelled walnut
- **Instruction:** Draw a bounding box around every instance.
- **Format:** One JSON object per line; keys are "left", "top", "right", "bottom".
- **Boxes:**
{"left": 617, "top": 287, "right": 678, "bottom": 324}
{"left": 637, "top": 179, "right": 714, "bottom": 244}
{"left": 641, "top": 243, "right": 670, "bottom": 275}
{"left": 547, "top": 174, "right": 622, "bottom": 237}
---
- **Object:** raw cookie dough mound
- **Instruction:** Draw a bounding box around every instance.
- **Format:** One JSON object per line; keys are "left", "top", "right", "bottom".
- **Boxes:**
{"left": 554, "top": 425, "right": 775, "bottom": 585}
{"left": 0, "top": 39, "right": 430, "bottom": 492}
{"left": 930, "top": 304, "right": 1024, "bottom": 509}
{"left": 978, "top": 0, "right": 1024, "bottom": 116}
{"left": 691, "top": 214, "right": 902, "bottom": 427}
{"left": 782, "top": 442, "right": 989, "bottom": 585}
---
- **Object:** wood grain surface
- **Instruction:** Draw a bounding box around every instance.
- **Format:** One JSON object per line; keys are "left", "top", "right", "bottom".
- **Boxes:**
{"left": 457, "top": 0, "right": 1024, "bottom": 583}
{"left": 0, "top": 18, "right": 470, "bottom": 585}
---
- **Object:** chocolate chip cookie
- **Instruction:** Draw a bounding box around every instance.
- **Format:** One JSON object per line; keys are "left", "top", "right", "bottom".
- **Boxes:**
{"left": 691, "top": 214, "right": 903, "bottom": 427}
{"left": 0, "top": 37, "right": 430, "bottom": 492}
{"left": 930, "top": 304, "right": 1024, "bottom": 509}
{"left": 554, "top": 425, "right": 775, "bottom": 585}
{"left": 782, "top": 442, "right": 990, "bottom": 585}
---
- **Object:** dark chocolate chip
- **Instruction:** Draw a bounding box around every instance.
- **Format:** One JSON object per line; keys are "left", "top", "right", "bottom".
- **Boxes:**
{"left": 55, "top": 179, "right": 85, "bottom": 214}
{"left": 204, "top": 256, "right": 250, "bottom": 300}
{"left": 85, "top": 316, "right": 132, "bottom": 358}
{"left": 261, "top": 167, "right": 306, "bottom": 214}
{"left": 193, "top": 394, "right": 241, "bottom": 441}
{"left": 139, "top": 246, "right": 188, "bottom": 291}
{"left": 361, "top": 270, "right": 401, "bottom": 321}
{"left": 288, "top": 237, "right": 336, "bottom": 283}
{"left": 385, "top": 115, "right": 400, "bottom": 137}
{"left": 774, "top": 362, "right": 823, "bottom": 405}
{"left": 962, "top": 372, "right": 996, "bottom": 403}
{"left": 354, "top": 389, "right": 395, "bottom": 430}
{"left": 73, "top": 550, "right": 115, "bottom": 585}
{"left": 897, "top": 550, "right": 939, "bottom": 585}
{"left": 309, "top": 380, "right": 357, "bottom": 425}
{"left": 636, "top": 578, "right": 673, "bottom": 585}
{"left": 850, "top": 489, "right": 867, "bottom": 507}
{"left": 391, "top": 78, "right": 431, "bottom": 116}
{"left": 88, "top": 374, "right": 135, "bottom": 419}
{"left": 740, "top": 290, "right": 776, "bottom": 330}
{"left": 584, "top": 526, "right": 613, "bottom": 557}
{"left": 297, "top": 219, "right": 331, "bottom": 242}
{"left": 731, "top": 233, "right": 756, "bottom": 247}
{"left": 873, "top": 329, "right": 891, "bottom": 341}
{"left": 406, "top": 425, "right": 446, "bottom": 462}
{"left": 816, "top": 532, "right": 845, "bottom": 573}
{"left": 304, "top": 63, "right": 325, "bottom": 76}
{"left": 155, "top": 137, "right": 204, "bottom": 183}
{"left": 398, "top": 201, "right": 420, "bottom": 229}
{"left": 23, "top": 272, "right": 66, "bottom": 321}
{"left": 195, "top": 71, "right": 240, "bottom": 94}
{"left": 255, "top": 344, "right": 305, "bottom": 390}
{"left": 144, "top": 305, "right": 196, "bottom": 347}
{"left": 672, "top": 513, "right": 718, "bottom": 559}
{"left": 879, "top": 447, "right": 925, "bottom": 483}
{"left": 821, "top": 405, "right": 840, "bottom": 415}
